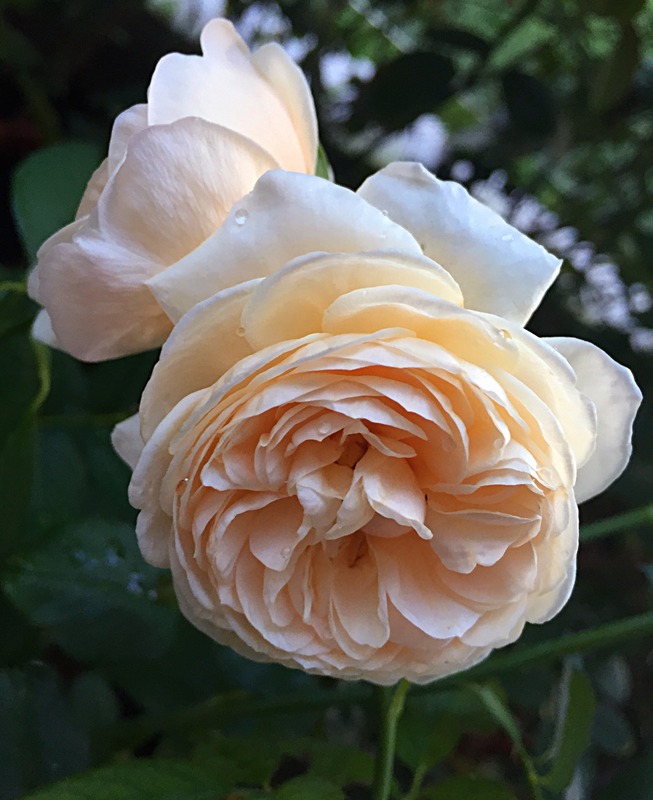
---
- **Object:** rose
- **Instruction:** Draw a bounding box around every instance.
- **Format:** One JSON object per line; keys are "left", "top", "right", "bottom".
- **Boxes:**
{"left": 28, "top": 18, "right": 317, "bottom": 362}
{"left": 113, "top": 166, "right": 641, "bottom": 684}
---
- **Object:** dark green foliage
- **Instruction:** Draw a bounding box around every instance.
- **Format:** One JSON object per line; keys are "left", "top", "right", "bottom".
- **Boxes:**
{"left": 1, "top": 0, "right": 652, "bottom": 798}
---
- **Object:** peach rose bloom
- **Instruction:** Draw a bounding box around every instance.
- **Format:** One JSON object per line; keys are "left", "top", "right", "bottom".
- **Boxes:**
{"left": 28, "top": 19, "right": 317, "bottom": 362}
{"left": 113, "top": 166, "right": 641, "bottom": 684}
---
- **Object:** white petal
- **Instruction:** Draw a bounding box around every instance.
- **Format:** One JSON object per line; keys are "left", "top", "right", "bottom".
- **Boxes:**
{"left": 111, "top": 413, "right": 144, "bottom": 470}
{"left": 251, "top": 41, "right": 318, "bottom": 173}
{"left": 358, "top": 162, "right": 561, "bottom": 324}
{"left": 546, "top": 337, "right": 642, "bottom": 502}
{"left": 148, "top": 170, "right": 423, "bottom": 322}
{"left": 36, "top": 118, "right": 275, "bottom": 361}
{"left": 31, "top": 309, "right": 60, "bottom": 350}
{"left": 147, "top": 19, "right": 312, "bottom": 171}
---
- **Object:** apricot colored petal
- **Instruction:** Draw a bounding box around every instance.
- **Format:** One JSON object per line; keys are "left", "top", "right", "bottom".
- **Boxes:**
{"left": 111, "top": 413, "right": 145, "bottom": 470}
{"left": 140, "top": 281, "right": 259, "bottom": 440}
{"left": 358, "top": 162, "right": 561, "bottom": 324}
{"left": 241, "top": 249, "right": 462, "bottom": 349}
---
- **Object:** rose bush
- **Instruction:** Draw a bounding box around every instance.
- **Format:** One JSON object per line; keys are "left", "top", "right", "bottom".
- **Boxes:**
{"left": 113, "top": 165, "right": 641, "bottom": 684}
{"left": 28, "top": 19, "right": 317, "bottom": 361}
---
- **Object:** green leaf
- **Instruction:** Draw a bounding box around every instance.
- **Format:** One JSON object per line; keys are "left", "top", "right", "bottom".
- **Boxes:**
{"left": 543, "top": 666, "right": 595, "bottom": 792}
{"left": 275, "top": 776, "right": 344, "bottom": 800}
{"left": 351, "top": 52, "right": 455, "bottom": 132}
{"left": 21, "top": 759, "right": 235, "bottom": 800}
{"left": 4, "top": 519, "right": 177, "bottom": 664}
{"left": 489, "top": 18, "right": 556, "bottom": 70}
{"left": 0, "top": 665, "right": 90, "bottom": 799}
{"left": 423, "top": 775, "right": 517, "bottom": 800}
{"left": 11, "top": 141, "right": 102, "bottom": 262}
{"left": 502, "top": 70, "right": 557, "bottom": 137}
{"left": 396, "top": 705, "right": 459, "bottom": 771}
{"left": 315, "top": 143, "right": 333, "bottom": 180}
{"left": 596, "top": 754, "right": 653, "bottom": 800}
{"left": 589, "top": 23, "right": 640, "bottom": 113}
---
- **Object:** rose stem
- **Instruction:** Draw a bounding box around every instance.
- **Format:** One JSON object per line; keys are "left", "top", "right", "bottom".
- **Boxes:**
{"left": 372, "top": 678, "right": 410, "bottom": 800}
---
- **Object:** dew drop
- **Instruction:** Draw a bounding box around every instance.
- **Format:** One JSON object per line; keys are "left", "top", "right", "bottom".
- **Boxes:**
{"left": 493, "top": 437, "right": 504, "bottom": 451}
{"left": 236, "top": 326, "right": 246, "bottom": 337}
{"left": 499, "top": 328, "right": 512, "bottom": 340}
{"left": 281, "top": 546, "right": 292, "bottom": 558}
{"left": 176, "top": 477, "right": 190, "bottom": 495}
{"left": 501, "top": 233, "right": 513, "bottom": 242}
{"left": 381, "top": 209, "right": 389, "bottom": 217}
{"left": 234, "top": 208, "right": 249, "bottom": 226}
{"left": 318, "top": 422, "right": 331, "bottom": 435}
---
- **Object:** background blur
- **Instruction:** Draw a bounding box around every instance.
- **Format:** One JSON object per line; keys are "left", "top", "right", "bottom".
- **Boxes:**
{"left": 1, "top": 1, "right": 652, "bottom": 798}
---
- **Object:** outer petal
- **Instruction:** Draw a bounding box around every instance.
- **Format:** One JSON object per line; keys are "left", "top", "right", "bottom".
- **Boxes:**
{"left": 76, "top": 105, "right": 148, "bottom": 219}
{"left": 546, "top": 337, "right": 642, "bottom": 502}
{"left": 140, "top": 281, "right": 259, "bottom": 440}
{"left": 111, "top": 413, "right": 145, "bottom": 470}
{"left": 36, "top": 117, "right": 277, "bottom": 361}
{"left": 147, "top": 170, "right": 424, "bottom": 322}
{"left": 358, "top": 162, "right": 561, "bottom": 324}
{"left": 251, "top": 42, "right": 318, "bottom": 172}
{"left": 148, "top": 19, "right": 312, "bottom": 172}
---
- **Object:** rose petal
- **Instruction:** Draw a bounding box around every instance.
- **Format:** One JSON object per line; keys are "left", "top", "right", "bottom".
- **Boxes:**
{"left": 358, "top": 162, "right": 561, "bottom": 324}
{"left": 546, "top": 337, "right": 642, "bottom": 502}
{"left": 241, "top": 249, "right": 462, "bottom": 350}
{"left": 147, "top": 19, "right": 311, "bottom": 171}
{"left": 147, "top": 170, "right": 423, "bottom": 322}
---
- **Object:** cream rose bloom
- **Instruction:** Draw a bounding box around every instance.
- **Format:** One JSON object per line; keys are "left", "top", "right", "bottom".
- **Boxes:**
{"left": 28, "top": 19, "right": 317, "bottom": 362}
{"left": 113, "top": 166, "right": 641, "bottom": 684}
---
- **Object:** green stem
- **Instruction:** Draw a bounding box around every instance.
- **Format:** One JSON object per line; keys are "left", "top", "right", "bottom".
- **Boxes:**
{"left": 105, "top": 611, "right": 653, "bottom": 754}
{"left": 580, "top": 504, "right": 653, "bottom": 541}
{"left": 454, "top": 611, "right": 653, "bottom": 684}
{"left": 373, "top": 679, "right": 410, "bottom": 800}
{"left": 0, "top": 280, "right": 27, "bottom": 294}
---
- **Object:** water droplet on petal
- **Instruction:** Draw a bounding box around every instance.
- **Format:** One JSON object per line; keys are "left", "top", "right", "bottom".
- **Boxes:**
{"left": 501, "top": 233, "right": 513, "bottom": 242}
{"left": 236, "top": 326, "right": 246, "bottom": 337}
{"left": 234, "top": 208, "right": 249, "bottom": 226}
{"left": 281, "top": 546, "right": 292, "bottom": 558}
{"left": 318, "top": 422, "right": 330, "bottom": 435}
{"left": 499, "top": 328, "right": 512, "bottom": 340}
{"left": 176, "top": 477, "right": 190, "bottom": 496}
{"left": 381, "top": 209, "right": 389, "bottom": 217}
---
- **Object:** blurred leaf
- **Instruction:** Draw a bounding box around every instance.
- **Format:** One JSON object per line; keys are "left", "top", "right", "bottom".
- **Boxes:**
{"left": 21, "top": 759, "right": 236, "bottom": 800}
{"left": 543, "top": 666, "right": 595, "bottom": 792}
{"left": 351, "top": 52, "right": 455, "bottom": 131}
{"left": 502, "top": 70, "right": 557, "bottom": 137}
{"left": 0, "top": 288, "right": 34, "bottom": 341}
{"left": 581, "top": 0, "right": 646, "bottom": 22}
{"left": 423, "top": 775, "right": 517, "bottom": 799}
{"left": 0, "top": 332, "right": 43, "bottom": 558}
{"left": 596, "top": 754, "right": 653, "bottom": 799}
{"left": 301, "top": 740, "right": 373, "bottom": 786}
{"left": 592, "top": 702, "right": 635, "bottom": 756}
{"left": 425, "top": 27, "right": 490, "bottom": 55}
{"left": 275, "top": 776, "right": 343, "bottom": 800}
{"left": 0, "top": 665, "right": 90, "bottom": 800}
{"left": 11, "top": 141, "right": 102, "bottom": 262}
{"left": 589, "top": 23, "right": 640, "bottom": 113}
{"left": 396, "top": 705, "right": 459, "bottom": 772}
{"left": 0, "top": 590, "right": 41, "bottom": 667}
{"left": 489, "top": 18, "right": 556, "bottom": 70}
{"left": 4, "top": 519, "right": 177, "bottom": 663}
{"left": 31, "top": 430, "right": 86, "bottom": 532}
